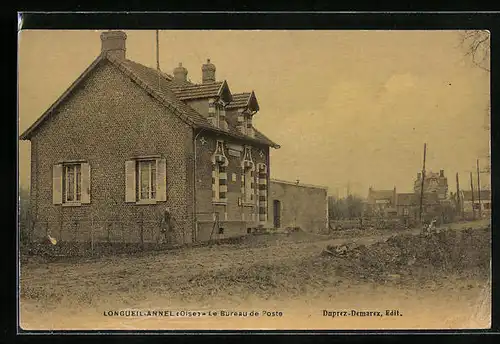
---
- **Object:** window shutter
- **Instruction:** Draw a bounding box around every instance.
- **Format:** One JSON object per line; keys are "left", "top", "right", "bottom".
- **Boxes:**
{"left": 125, "top": 160, "right": 136, "bottom": 203}
{"left": 157, "top": 158, "right": 167, "bottom": 201}
{"left": 81, "top": 162, "right": 91, "bottom": 204}
{"left": 52, "top": 164, "right": 63, "bottom": 205}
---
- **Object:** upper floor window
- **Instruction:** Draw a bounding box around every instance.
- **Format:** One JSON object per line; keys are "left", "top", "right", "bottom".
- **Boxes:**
{"left": 211, "top": 140, "right": 229, "bottom": 203}
{"left": 241, "top": 146, "right": 255, "bottom": 204}
{"left": 209, "top": 99, "right": 228, "bottom": 131}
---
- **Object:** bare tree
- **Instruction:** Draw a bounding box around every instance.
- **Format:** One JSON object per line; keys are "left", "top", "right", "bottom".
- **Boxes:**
{"left": 460, "top": 30, "right": 491, "bottom": 175}
{"left": 460, "top": 30, "right": 490, "bottom": 72}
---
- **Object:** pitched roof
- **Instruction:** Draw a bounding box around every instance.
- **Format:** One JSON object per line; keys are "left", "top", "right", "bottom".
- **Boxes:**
{"left": 19, "top": 54, "right": 279, "bottom": 149}
{"left": 172, "top": 81, "right": 226, "bottom": 100}
{"left": 115, "top": 58, "right": 209, "bottom": 127}
{"left": 226, "top": 91, "right": 260, "bottom": 111}
{"left": 368, "top": 189, "right": 395, "bottom": 200}
{"left": 461, "top": 190, "right": 491, "bottom": 202}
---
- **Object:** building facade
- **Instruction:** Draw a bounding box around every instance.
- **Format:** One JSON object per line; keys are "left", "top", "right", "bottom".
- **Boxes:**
{"left": 20, "top": 31, "right": 280, "bottom": 247}
{"left": 268, "top": 179, "right": 328, "bottom": 233}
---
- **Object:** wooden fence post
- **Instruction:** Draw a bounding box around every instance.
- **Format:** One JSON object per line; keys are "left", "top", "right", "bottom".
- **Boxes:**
{"left": 90, "top": 214, "right": 94, "bottom": 256}
{"left": 140, "top": 211, "right": 144, "bottom": 250}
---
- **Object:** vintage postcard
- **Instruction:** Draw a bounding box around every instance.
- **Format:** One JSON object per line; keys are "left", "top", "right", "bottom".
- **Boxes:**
{"left": 18, "top": 29, "right": 491, "bottom": 331}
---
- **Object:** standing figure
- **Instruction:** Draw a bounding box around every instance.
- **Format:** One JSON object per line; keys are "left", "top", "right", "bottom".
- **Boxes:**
{"left": 159, "top": 207, "right": 174, "bottom": 244}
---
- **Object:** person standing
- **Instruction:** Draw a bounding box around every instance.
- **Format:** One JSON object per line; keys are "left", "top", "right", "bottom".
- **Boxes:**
{"left": 159, "top": 207, "right": 174, "bottom": 244}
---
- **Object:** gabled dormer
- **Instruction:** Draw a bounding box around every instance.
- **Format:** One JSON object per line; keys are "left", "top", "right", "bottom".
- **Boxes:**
{"left": 171, "top": 59, "right": 233, "bottom": 131}
{"left": 226, "top": 91, "right": 259, "bottom": 138}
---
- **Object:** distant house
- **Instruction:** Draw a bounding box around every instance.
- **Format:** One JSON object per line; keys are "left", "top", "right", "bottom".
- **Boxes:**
{"left": 365, "top": 187, "right": 397, "bottom": 217}
{"left": 460, "top": 190, "right": 491, "bottom": 219}
{"left": 395, "top": 192, "right": 417, "bottom": 218}
{"left": 413, "top": 169, "right": 448, "bottom": 200}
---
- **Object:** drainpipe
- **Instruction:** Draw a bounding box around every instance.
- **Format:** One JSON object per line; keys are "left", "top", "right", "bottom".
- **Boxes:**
{"left": 193, "top": 127, "right": 205, "bottom": 242}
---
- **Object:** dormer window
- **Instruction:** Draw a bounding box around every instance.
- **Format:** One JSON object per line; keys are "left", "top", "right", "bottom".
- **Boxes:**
{"left": 209, "top": 99, "right": 228, "bottom": 131}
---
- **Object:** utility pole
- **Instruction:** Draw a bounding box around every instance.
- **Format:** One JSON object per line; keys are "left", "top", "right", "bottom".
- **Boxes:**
{"left": 477, "top": 159, "right": 482, "bottom": 219}
{"left": 470, "top": 171, "right": 476, "bottom": 220}
{"left": 456, "top": 172, "right": 463, "bottom": 218}
{"left": 419, "top": 143, "right": 427, "bottom": 223}
{"left": 156, "top": 30, "right": 161, "bottom": 90}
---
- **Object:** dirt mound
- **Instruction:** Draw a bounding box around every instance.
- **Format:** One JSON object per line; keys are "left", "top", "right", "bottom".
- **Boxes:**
{"left": 323, "top": 226, "right": 491, "bottom": 283}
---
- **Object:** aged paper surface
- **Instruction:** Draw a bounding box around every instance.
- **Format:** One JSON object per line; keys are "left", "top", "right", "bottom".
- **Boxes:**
{"left": 18, "top": 29, "right": 491, "bottom": 331}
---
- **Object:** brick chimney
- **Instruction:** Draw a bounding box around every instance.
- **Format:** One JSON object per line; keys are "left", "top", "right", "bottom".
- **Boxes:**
{"left": 100, "top": 30, "right": 127, "bottom": 60}
{"left": 173, "top": 62, "right": 188, "bottom": 82}
{"left": 202, "top": 58, "right": 216, "bottom": 83}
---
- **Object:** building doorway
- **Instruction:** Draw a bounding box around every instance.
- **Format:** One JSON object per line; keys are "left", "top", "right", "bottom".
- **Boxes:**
{"left": 273, "top": 200, "right": 281, "bottom": 228}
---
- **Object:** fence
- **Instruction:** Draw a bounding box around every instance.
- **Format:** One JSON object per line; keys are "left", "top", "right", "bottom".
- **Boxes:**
{"left": 23, "top": 213, "right": 192, "bottom": 257}
{"left": 328, "top": 217, "right": 415, "bottom": 231}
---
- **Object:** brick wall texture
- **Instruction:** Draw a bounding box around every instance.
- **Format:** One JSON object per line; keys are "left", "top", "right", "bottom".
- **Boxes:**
{"left": 30, "top": 60, "right": 194, "bottom": 246}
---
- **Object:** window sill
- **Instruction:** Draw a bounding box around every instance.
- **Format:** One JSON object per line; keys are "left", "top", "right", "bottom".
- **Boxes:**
{"left": 242, "top": 202, "right": 255, "bottom": 207}
{"left": 62, "top": 202, "right": 82, "bottom": 207}
{"left": 136, "top": 200, "right": 157, "bottom": 205}
{"left": 212, "top": 201, "right": 227, "bottom": 206}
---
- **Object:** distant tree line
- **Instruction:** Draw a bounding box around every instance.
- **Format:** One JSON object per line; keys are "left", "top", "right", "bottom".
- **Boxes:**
{"left": 328, "top": 195, "right": 364, "bottom": 220}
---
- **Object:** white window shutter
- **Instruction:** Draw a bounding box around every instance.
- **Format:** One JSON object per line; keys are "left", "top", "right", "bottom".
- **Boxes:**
{"left": 125, "top": 160, "right": 136, "bottom": 203}
{"left": 81, "top": 162, "right": 91, "bottom": 204}
{"left": 157, "top": 158, "right": 167, "bottom": 201}
{"left": 52, "top": 164, "right": 63, "bottom": 205}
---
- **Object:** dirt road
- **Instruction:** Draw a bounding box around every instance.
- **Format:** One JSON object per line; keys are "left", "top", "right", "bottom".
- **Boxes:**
{"left": 21, "top": 219, "right": 489, "bottom": 286}
{"left": 19, "top": 219, "right": 490, "bottom": 330}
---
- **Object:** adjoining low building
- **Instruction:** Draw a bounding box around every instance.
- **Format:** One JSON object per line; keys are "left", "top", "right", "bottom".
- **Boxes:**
{"left": 268, "top": 179, "right": 328, "bottom": 233}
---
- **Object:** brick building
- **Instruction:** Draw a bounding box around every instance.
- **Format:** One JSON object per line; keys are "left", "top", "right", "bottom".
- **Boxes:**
{"left": 20, "top": 31, "right": 281, "bottom": 246}
{"left": 268, "top": 179, "right": 328, "bottom": 233}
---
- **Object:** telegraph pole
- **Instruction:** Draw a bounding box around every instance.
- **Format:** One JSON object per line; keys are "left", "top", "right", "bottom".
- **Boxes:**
{"left": 477, "top": 159, "right": 482, "bottom": 218}
{"left": 419, "top": 143, "right": 427, "bottom": 223}
{"left": 456, "top": 172, "right": 463, "bottom": 218}
{"left": 470, "top": 172, "right": 476, "bottom": 220}
{"left": 156, "top": 30, "right": 161, "bottom": 90}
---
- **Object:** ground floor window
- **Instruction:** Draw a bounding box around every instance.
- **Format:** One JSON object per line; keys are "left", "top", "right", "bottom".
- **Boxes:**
{"left": 63, "top": 164, "right": 81, "bottom": 203}
{"left": 137, "top": 160, "right": 157, "bottom": 201}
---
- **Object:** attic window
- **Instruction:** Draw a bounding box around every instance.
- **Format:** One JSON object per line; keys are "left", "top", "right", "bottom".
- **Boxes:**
{"left": 208, "top": 99, "right": 228, "bottom": 131}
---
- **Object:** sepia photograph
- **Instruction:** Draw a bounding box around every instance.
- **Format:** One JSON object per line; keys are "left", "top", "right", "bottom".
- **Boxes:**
{"left": 18, "top": 28, "right": 491, "bottom": 331}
